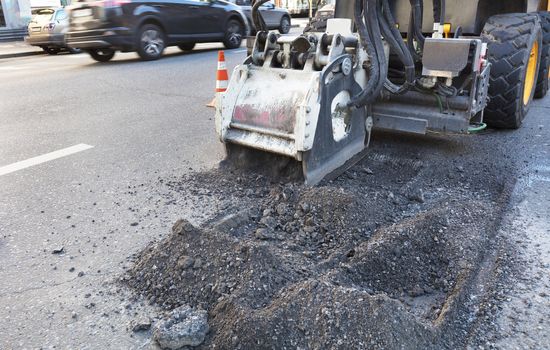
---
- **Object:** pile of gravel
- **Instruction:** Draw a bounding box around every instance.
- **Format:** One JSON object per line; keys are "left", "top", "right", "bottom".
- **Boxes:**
{"left": 124, "top": 130, "right": 517, "bottom": 348}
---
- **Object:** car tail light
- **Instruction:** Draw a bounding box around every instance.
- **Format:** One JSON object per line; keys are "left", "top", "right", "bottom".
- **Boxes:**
{"left": 103, "top": 0, "right": 130, "bottom": 7}
{"left": 43, "top": 22, "right": 56, "bottom": 31}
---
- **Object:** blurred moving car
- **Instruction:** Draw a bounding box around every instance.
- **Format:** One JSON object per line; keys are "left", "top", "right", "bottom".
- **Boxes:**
{"left": 66, "top": 0, "right": 249, "bottom": 62}
{"left": 304, "top": 4, "right": 334, "bottom": 33}
{"left": 229, "top": 0, "right": 291, "bottom": 34}
{"left": 279, "top": 0, "right": 320, "bottom": 15}
{"left": 26, "top": 8, "right": 80, "bottom": 55}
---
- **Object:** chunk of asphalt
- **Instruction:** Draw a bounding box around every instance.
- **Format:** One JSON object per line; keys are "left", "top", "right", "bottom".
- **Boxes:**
{"left": 153, "top": 305, "right": 209, "bottom": 349}
{"left": 52, "top": 246, "right": 64, "bottom": 254}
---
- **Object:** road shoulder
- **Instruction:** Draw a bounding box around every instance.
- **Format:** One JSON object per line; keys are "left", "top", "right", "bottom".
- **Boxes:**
{"left": 0, "top": 41, "right": 44, "bottom": 59}
{"left": 490, "top": 166, "right": 550, "bottom": 348}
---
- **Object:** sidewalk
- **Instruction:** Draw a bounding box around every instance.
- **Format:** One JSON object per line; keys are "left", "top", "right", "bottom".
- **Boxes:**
{"left": 0, "top": 41, "right": 44, "bottom": 59}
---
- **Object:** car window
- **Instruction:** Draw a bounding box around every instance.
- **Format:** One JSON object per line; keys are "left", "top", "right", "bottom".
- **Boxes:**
{"left": 232, "top": 1, "right": 272, "bottom": 7}
{"left": 55, "top": 10, "right": 67, "bottom": 20}
{"left": 260, "top": 1, "right": 274, "bottom": 8}
{"left": 32, "top": 8, "right": 55, "bottom": 21}
{"left": 32, "top": 8, "right": 55, "bottom": 15}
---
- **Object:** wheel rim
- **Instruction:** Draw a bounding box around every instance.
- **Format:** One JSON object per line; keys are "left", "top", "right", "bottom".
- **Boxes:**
{"left": 141, "top": 29, "right": 164, "bottom": 56}
{"left": 282, "top": 18, "right": 290, "bottom": 32}
{"left": 227, "top": 22, "right": 242, "bottom": 46}
{"left": 523, "top": 40, "right": 539, "bottom": 105}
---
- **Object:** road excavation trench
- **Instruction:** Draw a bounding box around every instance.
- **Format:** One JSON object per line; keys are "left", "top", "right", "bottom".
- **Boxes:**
{"left": 124, "top": 130, "right": 518, "bottom": 349}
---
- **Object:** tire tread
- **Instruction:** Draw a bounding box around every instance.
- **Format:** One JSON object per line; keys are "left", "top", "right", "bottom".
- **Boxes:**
{"left": 481, "top": 13, "right": 541, "bottom": 129}
{"left": 535, "top": 11, "right": 550, "bottom": 98}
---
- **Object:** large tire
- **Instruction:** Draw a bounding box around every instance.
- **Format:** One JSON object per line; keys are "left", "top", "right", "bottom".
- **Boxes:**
{"left": 535, "top": 11, "right": 550, "bottom": 98}
{"left": 481, "top": 13, "right": 542, "bottom": 129}
{"left": 223, "top": 19, "right": 244, "bottom": 49}
{"left": 279, "top": 15, "right": 291, "bottom": 34}
{"left": 136, "top": 24, "right": 165, "bottom": 61}
{"left": 88, "top": 48, "right": 115, "bottom": 62}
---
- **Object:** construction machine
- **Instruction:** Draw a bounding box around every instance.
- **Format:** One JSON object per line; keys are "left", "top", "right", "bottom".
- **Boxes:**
{"left": 215, "top": 0, "right": 550, "bottom": 185}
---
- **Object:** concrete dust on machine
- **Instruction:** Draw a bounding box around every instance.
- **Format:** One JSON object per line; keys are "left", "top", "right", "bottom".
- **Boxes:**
{"left": 214, "top": 0, "right": 550, "bottom": 185}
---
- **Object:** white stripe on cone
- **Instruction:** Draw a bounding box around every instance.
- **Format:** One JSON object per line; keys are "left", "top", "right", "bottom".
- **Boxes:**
{"left": 216, "top": 80, "right": 228, "bottom": 89}
{"left": 218, "top": 62, "right": 227, "bottom": 70}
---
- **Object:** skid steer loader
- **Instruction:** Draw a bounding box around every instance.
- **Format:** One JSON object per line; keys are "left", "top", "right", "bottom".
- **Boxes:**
{"left": 215, "top": 0, "right": 550, "bottom": 185}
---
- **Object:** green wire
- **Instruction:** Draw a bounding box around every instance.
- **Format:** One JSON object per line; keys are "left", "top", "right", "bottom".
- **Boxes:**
{"left": 433, "top": 93, "right": 443, "bottom": 113}
{"left": 468, "top": 122, "right": 487, "bottom": 133}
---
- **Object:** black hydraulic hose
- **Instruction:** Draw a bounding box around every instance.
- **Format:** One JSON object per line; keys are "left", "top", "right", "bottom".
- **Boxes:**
{"left": 356, "top": 0, "right": 388, "bottom": 107}
{"left": 380, "top": 0, "right": 415, "bottom": 94}
{"left": 347, "top": 0, "right": 382, "bottom": 108}
{"left": 407, "top": 10, "right": 420, "bottom": 61}
{"left": 379, "top": 15, "right": 408, "bottom": 94}
{"left": 439, "top": 0, "right": 445, "bottom": 25}
{"left": 454, "top": 26, "right": 463, "bottom": 38}
{"left": 407, "top": 0, "right": 425, "bottom": 61}
{"left": 433, "top": 0, "right": 445, "bottom": 25}
{"left": 411, "top": 0, "right": 425, "bottom": 45}
{"left": 382, "top": 0, "right": 410, "bottom": 62}
{"left": 363, "top": 0, "right": 387, "bottom": 103}
{"left": 252, "top": 0, "right": 269, "bottom": 32}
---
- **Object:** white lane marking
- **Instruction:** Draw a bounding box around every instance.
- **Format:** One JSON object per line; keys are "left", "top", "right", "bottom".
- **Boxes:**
{"left": 0, "top": 66, "right": 25, "bottom": 70}
{"left": 0, "top": 144, "right": 94, "bottom": 176}
{"left": 229, "top": 49, "right": 247, "bottom": 54}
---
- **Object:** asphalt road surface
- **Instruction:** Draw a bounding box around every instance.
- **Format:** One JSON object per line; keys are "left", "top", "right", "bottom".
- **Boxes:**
{"left": 0, "top": 44, "right": 243, "bottom": 349}
{"left": 1, "top": 41, "right": 549, "bottom": 349}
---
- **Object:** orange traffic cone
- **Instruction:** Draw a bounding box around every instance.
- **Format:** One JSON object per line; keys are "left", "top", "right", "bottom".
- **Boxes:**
{"left": 206, "top": 50, "right": 229, "bottom": 108}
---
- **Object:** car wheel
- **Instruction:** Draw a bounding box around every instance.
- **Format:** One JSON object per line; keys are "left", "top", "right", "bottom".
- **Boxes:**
{"left": 178, "top": 43, "right": 196, "bottom": 51}
{"left": 88, "top": 48, "right": 116, "bottom": 62}
{"left": 68, "top": 47, "right": 82, "bottom": 54}
{"left": 223, "top": 19, "right": 244, "bottom": 49}
{"left": 279, "top": 16, "right": 291, "bottom": 34}
{"left": 45, "top": 47, "right": 60, "bottom": 55}
{"left": 137, "top": 24, "right": 165, "bottom": 61}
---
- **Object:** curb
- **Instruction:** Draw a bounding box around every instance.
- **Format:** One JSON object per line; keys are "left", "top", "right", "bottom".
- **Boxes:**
{"left": 0, "top": 50, "right": 44, "bottom": 60}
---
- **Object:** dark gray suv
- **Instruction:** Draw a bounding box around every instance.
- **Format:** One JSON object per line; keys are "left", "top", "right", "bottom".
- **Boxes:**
{"left": 230, "top": 0, "right": 291, "bottom": 34}
{"left": 66, "top": 0, "right": 249, "bottom": 62}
